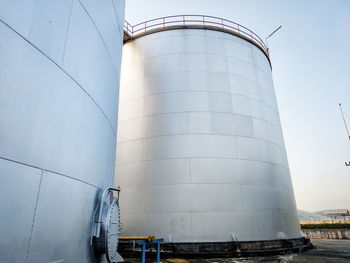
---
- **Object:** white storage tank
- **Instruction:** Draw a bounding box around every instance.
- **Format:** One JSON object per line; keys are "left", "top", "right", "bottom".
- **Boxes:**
{"left": 116, "top": 16, "right": 302, "bottom": 248}
{"left": 0, "top": 0, "right": 125, "bottom": 262}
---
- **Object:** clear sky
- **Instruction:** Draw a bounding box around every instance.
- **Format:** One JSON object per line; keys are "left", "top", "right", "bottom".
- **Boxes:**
{"left": 124, "top": 0, "right": 350, "bottom": 212}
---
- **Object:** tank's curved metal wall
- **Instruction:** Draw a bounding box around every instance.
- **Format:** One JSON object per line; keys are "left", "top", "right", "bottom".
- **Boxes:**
{"left": 0, "top": 0, "right": 125, "bottom": 262}
{"left": 116, "top": 29, "right": 301, "bottom": 243}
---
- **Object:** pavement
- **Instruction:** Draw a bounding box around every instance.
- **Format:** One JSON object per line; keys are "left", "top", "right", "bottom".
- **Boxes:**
{"left": 123, "top": 239, "right": 350, "bottom": 263}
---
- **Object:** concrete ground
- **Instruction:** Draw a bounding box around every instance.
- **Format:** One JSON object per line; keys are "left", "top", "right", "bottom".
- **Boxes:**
{"left": 123, "top": 239, "right": 350, "bottom": 263}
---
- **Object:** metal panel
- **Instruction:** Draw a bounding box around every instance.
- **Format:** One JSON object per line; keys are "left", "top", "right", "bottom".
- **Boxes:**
{"left": 0, "top": 159, "right": 42, "bottom": 263}
{"left": 26, "top": 0, "right": 74, "bottom": 64}
{"left": 0, "top": 0, "right": 125, "bottom": 261}
{"left": 62, "top": 0, "right": 120, "bottom": 131}
{"left": 0, "top": 0, "right": 75, "bottom": 64}
{"left": 119, "top": 184, "right": 299, "bottom": 242}
{"left": 116, "top": 159, "right": 191, "bottom": 187}
{"left": 0, "top": 0, "right": 37, "bottom": 37}
{"left": 118, "top": 97, "right": 144, "bottom": 122}
{"left": 117, "top": 113, "right": 190, "bottom": 143}
{"left": 190, "top": 211, "right": 260, "bottom": 241}
{"left": 26, "top": 171, "right": 98, "bottom": 263}
{"left": 0, "top": 20, "right": 115, "bottom": 188}
{"left": 80, "top": 0, "right": 124, "bottom": 69}
{"left": 116, "top": 28, "right": 301, "bottom": 243}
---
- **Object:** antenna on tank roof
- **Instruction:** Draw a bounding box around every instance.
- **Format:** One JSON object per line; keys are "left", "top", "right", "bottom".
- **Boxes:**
{"left": 339, "top": 103, "right": 350, "bottom": 142}
{"left": 266, "top": 25, "right": 282, "bottom": 53}
{"left": 339, "top": 103, "right": 350, "bottom": 166}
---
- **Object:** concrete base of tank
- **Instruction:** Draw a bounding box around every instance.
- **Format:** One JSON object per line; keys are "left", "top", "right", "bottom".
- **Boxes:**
{"left": 118, "top": 237, "right": 313, "bottom": 258}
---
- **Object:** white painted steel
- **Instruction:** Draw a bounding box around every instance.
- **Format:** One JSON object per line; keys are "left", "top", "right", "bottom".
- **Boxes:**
{"left": 0, "top": 0, "right": 125, "bottom": 262}
{"left": 116, "top": 29, "right": 301, "bottom": 243}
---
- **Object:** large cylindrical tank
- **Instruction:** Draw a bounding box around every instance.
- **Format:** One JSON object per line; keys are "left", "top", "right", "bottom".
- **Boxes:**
{"left": 0, "top": 0, "right": 125, "bottom": 262}
{"left": 116, "top": 21, "right": 301, "bottom": 244}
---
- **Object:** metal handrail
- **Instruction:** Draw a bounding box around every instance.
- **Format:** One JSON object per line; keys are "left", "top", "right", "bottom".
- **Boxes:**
{"left": 124, "top": 15, "right": 269, "bottom": 58}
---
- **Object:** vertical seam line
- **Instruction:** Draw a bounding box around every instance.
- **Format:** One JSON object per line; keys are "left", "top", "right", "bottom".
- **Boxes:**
{"left": 110, "top": 0, "right": 123, "bottom": 37}
{"left": 189, "top": 158, "right": 192, "bottom": 184}
{"left": 61, "top": 0, "right": 75, "bottom": 66}
{"left": 78, "top": 0, "right": 119, "bottom": 74}
{"left": 25, "top": 170, "right": 44, "bottom": 263}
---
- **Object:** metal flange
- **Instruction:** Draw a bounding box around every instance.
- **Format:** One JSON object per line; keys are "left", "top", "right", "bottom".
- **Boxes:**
{"left": 92, "top": 187, "right": 123, "bottom": 262}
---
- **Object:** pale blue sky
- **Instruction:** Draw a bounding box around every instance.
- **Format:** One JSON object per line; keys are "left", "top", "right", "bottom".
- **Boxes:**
{"left": 124, "top": 0, "right": 350, "bottom": 211}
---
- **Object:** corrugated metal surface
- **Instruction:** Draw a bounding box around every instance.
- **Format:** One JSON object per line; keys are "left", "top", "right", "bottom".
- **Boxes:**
{"left": 116, "top": 28, "right": 301, "bottom": 243}
{"left": 0, "top": 0, "right": 125, "bottom": 262}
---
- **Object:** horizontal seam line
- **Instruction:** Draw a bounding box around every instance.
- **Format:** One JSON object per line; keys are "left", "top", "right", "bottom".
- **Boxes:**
{"left": 117, "top": 133, "right": 286, "bottom": 152}
{"left": 120, "top": 90, "right": 279, "bottom": 114}
{"left": 116, "top": 157, "right": 289, "bottom": 170}
{"left": 128, "top": 50, "right": 271, "bottom": 76}
{"left": 119, "top": 111, "right": 281, "bottom": 130}
{"left": 121, "top": 69, "right": 274, "bottom": 94}
{"left": 127, "top": 29, "right": 270, "bottom": 67}
{"left": 0, "top": 156, "right": 99, "bottom": 188}
{"left": 123, "top": 209, "right": 297, "bottom": 215}
{"left": 119, "top": 183, "right": 293, "bottom": 190}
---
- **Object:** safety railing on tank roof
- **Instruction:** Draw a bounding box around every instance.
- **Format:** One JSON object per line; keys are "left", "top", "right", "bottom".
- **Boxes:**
{"left": 124, "top": 15, "right": 269, "bottom": 58}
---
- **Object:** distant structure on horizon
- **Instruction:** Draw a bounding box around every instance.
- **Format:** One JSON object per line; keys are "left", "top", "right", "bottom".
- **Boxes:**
{"left": 316, "top": 209, "right": 350, "bottom": 220}
{"left": 298, "top": 210, "right": 331, "bottom": 222}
